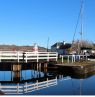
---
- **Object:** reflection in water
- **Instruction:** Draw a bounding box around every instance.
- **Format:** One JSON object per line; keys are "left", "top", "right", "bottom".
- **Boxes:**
{"left": 0, "top": 77, "right": 57, "bottom": 95}
{"left": 80, "top": 79, "right": 82, "bottom": 95}
{"left": 0, "top": 71, "right": 12, "bottom": 81}
{"left": 0, "top": 63, "right": 95, "bottom": 95}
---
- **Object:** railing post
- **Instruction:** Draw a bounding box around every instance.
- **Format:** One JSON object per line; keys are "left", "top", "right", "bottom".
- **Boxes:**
{"left": 74, "top": 55, "right": 75, "bottom": 62}
{"left": 72, "top": 55, "right": 73, "bottom": 63}
{"left": 79, "top": 55, "right": 80, "bottom": 61}
{"left": 17, "top": 52, "right": 19, "bottom": 63}
{"left": 37, "top": 53, "right": 39, "bottom": 62}
{"left": 47, "top": 78, "right": 49, "bottom": 87}
{"left": 23, "top": 83, "right": 25, "bottom": 94}
{"left": 37, "top": 63, "right": 39, "bottom": 71}
{"left": 86, "top": 55, "right": 87, "bottom": 61}
{"left": 36, "top": 80, "right": 38, "bottom": 90}
{"left": 25, "top": 53, "right": 27, "bottom": 63}
{"left": 62, "top": 56, "right": 63, "bottom": 63}
{"left": 47, "top": 53, "right": 49, "bottom": 62}
{"left": 0, "top": 83, "right": 1, "bottom": 90}
{"left": 17, "top": 83, "right": 19, "bottom": 94}
{"left": 67, "top": 56, "right": 69, "bottom": 63}
{"left": 55, "top": 76, "right": 57, "bottom": 85}
{"left": 56, "top": 53, "right": 58, "bottom": 62}
{"left": 0, "top": 52, "right": 1, "bottom": 62}
{"left": 23, "top": 52, "right": 25, "bottom": 63}
{"left": 25, "top": 82, "right": 27, "bottom": 93}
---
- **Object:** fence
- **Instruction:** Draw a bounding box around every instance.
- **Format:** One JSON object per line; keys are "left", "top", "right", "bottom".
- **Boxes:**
{"left": 60, "top": 54, "right": 88, "bottom": 63}
{"left": 0, "top": 51, "right": 58, "bottom": 63}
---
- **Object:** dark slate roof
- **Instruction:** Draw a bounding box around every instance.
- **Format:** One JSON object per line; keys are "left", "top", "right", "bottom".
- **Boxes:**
{"left": 81, "top": 47, "right": 92, "bottom": 50}
{"left": 60, "top": 43, "right": 71, "bottom": 49}
{"left": 51, "top": 42, "right": 63, "bottom": 47}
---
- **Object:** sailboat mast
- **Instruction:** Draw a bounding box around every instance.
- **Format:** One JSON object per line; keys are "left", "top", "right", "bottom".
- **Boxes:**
{"left": 47, "top": 37, "right": 50, "bottom": 52}
{"left": 80, "top": 0, "right": 84, "bottom": 47}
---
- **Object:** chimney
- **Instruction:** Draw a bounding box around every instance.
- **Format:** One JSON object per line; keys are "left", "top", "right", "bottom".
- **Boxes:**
{"left": 63, "top": 41, "right": 66, "bottom": 45}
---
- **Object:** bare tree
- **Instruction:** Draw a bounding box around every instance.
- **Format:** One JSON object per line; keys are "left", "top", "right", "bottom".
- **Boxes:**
{"left": 70, "top": 40, "right": 94, "bottom": 54}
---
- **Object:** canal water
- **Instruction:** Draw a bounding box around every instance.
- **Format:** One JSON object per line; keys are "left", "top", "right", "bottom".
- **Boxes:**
{"left": 0, "top": 63, "right": 95, "bottom": 95}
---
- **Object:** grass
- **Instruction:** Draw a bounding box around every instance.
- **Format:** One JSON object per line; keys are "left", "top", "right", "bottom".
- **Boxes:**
{"left": 57, "top": 58, "right": 95, "bottom": 66}
{"left": 72, "top": 61, "right": 95, "bottom": 66}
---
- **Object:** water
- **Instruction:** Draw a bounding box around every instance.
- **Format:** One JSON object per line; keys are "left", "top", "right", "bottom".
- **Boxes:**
{"left": 0, "top": 63, "right": 95, "bottom": 95}
{"left": 28, "top": 75, "right": 95, "bottom": 95}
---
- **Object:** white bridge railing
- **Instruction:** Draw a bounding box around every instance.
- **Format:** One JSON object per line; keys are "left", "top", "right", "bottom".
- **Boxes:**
{"left": 0, "top": 51, "right": 58, "bottom": 63}
{"left": 60, "top": 54, "right": 89, "bottom": 63}
{"left": 0, "top": 78, "right": 57, "bottom": 95}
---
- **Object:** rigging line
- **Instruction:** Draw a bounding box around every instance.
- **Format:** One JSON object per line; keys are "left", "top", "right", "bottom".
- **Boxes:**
{"left": 72, "top": 0, "right": 84, "bottom": 44}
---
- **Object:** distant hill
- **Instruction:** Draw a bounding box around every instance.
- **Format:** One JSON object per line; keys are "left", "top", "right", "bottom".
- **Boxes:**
{"left": 0, "top": 45, "right": 48, "bottom": 52}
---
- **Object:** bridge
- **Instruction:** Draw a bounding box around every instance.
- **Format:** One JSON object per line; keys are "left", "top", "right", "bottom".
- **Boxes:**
{"left": 0, "top": 51, "right": 58, "bottom": 63}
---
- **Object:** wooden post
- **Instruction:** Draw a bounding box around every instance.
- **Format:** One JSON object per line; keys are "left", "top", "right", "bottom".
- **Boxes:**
{"left": 44, "top": 63, "right": 47, "bottom": 68}
{"left": 11, "top": 64, "right": 13, "bottom": 81}
{"left": 13, "top": 64, "right": 21, "bottom": 71}
{"left": 39, "top": 63, "right": 41, "bottom": 71}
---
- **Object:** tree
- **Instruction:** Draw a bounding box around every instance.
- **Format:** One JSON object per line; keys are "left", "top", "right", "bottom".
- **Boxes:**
{"left": 70, "top": 40, "right": 94, "bottom": 54}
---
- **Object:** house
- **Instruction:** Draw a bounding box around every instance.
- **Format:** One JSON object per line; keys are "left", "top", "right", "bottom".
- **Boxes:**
{"left": 81, "top": 47, "right": 92, "bottom": 55}
{"left": 51, "top": 41, "right": 71, "bottom": 55}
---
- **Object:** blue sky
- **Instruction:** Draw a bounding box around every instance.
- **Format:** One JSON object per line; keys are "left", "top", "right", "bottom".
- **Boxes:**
{"left": 0, "top": 0, "right": 95, "bottom": 48}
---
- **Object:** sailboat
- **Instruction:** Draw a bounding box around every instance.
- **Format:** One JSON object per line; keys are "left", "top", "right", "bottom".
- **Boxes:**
{"left": 71, "top": 0, "right": 85, "bottom": 55}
